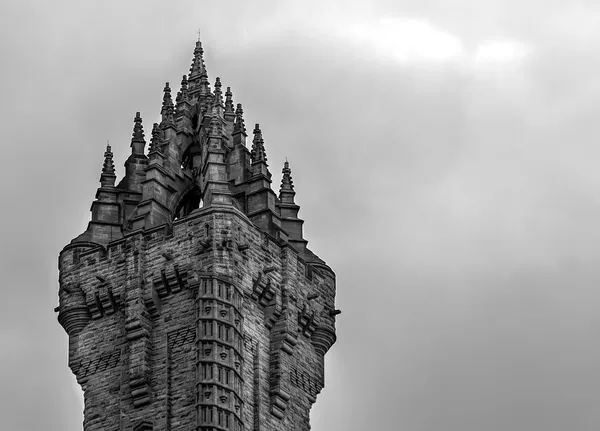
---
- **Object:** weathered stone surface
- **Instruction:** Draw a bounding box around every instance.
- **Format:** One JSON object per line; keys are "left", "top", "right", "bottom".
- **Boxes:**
{"left": 57, "top": 39, "right": 338, "bottom": 431}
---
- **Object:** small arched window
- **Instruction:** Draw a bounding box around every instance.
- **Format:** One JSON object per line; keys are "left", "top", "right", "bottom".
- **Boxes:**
{"left": 173, "top": 186, "right": 203, "bottom": 220}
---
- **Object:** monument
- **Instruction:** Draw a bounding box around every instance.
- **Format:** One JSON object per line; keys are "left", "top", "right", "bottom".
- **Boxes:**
{"left": 56, "top": 39, "right": 339, "bottom": 430}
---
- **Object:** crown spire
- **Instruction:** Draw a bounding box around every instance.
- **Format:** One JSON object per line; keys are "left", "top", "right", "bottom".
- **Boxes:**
{"left": 130, "top": 112, "right": 146, "bottom": 154}
{"left": 189, "top": 40, "right": 207, "bottom": 79}
{"left": 100, "top": 143, "right": 116, "bottom": 187}
{"left": 251, "top": 124, "right": 268, "bottom": 164}
{"left": 188, "top": 39, "right": 210, "bottom": 103}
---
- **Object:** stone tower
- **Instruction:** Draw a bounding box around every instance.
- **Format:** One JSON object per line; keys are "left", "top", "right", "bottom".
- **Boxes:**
{"left": 56, "top": 40, "right": 338, "bottom": 431}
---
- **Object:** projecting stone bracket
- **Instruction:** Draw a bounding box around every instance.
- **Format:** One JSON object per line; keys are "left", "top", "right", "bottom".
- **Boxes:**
{"left": 153, "top": 264, "right": 189, "bottom": 297}
{"left": 267, "top": 287, "right": 298, "bottom": 419}
{"left": 269, "top": 388, "right": 291, "bottom": 419}
{"left": 280, "top": 332, "right": 298, "bottom": 355}
{"left": 298, "top": 304, "right": 316, "bottom": 337}
{"left": 125, "top": 319, "right": 149, "bottom": 342}
{"left": 252, "top": 273, "right": 281, "bottom": 329}
{"left": 143, "top": 283, "right": 162, "bottom": 318}
{"left": 85, "top": 282, "right": 121, "bottom": 320}
{"left": 252, "top": 273, "right": 276, "bottom": 307}
{"left": 130, "top": 376, "right": 151, "bottom": 408}
{"left": 217, "top": 229, "right": 234, "bottom": 252}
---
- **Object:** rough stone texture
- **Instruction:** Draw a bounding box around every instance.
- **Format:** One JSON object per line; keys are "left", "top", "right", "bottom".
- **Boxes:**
{"left": 57, "top": 39, "right": 338, "bottom": 431}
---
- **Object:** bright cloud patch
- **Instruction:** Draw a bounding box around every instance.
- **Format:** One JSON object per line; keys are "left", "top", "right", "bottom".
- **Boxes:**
{"left": 474, "top": 40, "right": 528, "bottom": 65}
{"left": 343, "top": 17, "right": 464, "bottom": 62}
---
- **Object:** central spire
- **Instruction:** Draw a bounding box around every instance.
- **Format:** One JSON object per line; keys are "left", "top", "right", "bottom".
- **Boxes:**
{"left": 188, "top": 40, "right": 207, "bottom": 80}
{"left": 188, "top": 39, "right": 210, "bottom": 104}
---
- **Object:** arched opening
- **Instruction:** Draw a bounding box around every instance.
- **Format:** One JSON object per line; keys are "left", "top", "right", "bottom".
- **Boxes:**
{"left": 173, "top": 186, "right": 203, "bottom": 221}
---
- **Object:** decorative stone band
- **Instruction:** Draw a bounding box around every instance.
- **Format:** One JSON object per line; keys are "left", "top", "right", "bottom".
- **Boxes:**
{"left": 168, "top": 326, "right": 196, "bottom": 349}
{"left": 133, "top": 419, "right": 153, "bottom": 431}
{"left": 70, "top": 349, "right": 121, "bottom": 384}
{"left": 196, "top": 276, "right": 245, "bottom": 431}
{"left": 290, "top": 367, "right": 323, "bottom": 403}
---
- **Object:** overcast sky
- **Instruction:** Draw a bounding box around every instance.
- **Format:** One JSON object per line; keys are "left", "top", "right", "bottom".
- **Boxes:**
{"left": 4, "top": 0, "right": 600, "bottom": 430}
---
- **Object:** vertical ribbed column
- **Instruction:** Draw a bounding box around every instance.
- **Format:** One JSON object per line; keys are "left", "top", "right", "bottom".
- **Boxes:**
{"left": 196, "top": 276, "right": 245, "bottom": 430}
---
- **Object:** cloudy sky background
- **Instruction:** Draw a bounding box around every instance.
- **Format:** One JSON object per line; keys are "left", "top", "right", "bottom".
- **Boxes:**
{"left": 3, "top": 0, "right": 600, "bottom": 429}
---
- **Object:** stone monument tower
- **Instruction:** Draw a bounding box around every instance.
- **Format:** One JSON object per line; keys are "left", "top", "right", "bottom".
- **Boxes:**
{"left": 56, "top": 39, "right": 338, "bottom": 430}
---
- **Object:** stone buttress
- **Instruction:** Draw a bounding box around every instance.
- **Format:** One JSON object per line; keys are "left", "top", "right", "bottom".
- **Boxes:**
{"left": 57, "top": 39, "right": 339, "bottom": 431}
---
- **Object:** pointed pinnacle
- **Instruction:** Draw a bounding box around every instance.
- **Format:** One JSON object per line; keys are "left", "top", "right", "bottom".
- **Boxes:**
{"left": 132, "top": 112, "right": 145, "bottom": 143}
{"left": 225, "top": 86, "right": 234, "bottom": 114}
{"left": 233, "top": 103, "right": 246, "bottom": 135}
{"left": 251, "top": 123, "right": 267, "bottom": 163}
{"left": 149, "top": 123, "right": 161, "bottom": 153}
{"left": 100, "top": 143, "right": 116, "bottom": 186}
{"left": 103, "top": 144, "right": 114, "bottom": 172}
{"left": 179, "top": 75, "right": 188, "bottom": 101}
{"left": 161, "top": 83, "right": 175, "bottom": 127}
{"left": 280, "top": 159, "right": 295, "bottom": 193}
{"left": 213, "top": 77, "right": 223, "bottom": 107}
{"left": 162, "top": 82, "right": 173, "bottom": 110}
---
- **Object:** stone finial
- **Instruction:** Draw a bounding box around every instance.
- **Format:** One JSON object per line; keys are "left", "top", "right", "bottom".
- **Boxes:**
{"left": 100, "top": 143, "right": 116, "bottom": 187}
{"left": 225, "top": 86, "right": 234, "bottom": 115}
{"left": 130, "top": 112, "right": 146, "bottom": 155}
{"left": 280, "top": 160, "right": 295, "bottom": 194}
{"left": 251, "top": 124, "right": 268, "bottom": 164}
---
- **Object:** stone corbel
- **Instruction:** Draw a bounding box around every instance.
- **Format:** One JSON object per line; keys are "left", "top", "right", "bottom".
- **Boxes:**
{"left": 298, "top": 303, "right": 316, "bottom": 337}
{"left": 153, "top": 264, "right": 188, "bottom": 297}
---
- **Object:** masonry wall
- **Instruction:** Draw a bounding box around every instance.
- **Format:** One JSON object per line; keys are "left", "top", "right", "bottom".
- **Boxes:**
{"left": 58, "top": 205, "right": 337, "bottom": 431}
